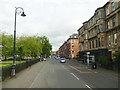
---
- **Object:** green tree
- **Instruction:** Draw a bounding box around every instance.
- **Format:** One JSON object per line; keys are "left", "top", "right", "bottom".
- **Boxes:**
{"left": 112, "top": 47, "right": 120, "bottom": 69}
{"left": 16, "top": 35, "right": 43, "bottom": 59}
{"left": 2, "top": 33, "right": 13, "bottom": 60}
{"left": 41, "top": 36, "right": 52, "bottom": 57}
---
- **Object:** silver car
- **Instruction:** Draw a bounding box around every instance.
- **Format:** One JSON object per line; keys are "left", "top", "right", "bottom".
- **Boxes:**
{"left": 60, "top": 58, "right": 66, "bottom": 63}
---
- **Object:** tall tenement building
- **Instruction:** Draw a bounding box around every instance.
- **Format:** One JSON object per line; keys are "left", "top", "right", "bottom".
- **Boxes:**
{"left": 77, "top": 0, "right": 120, "bottom": 61}
{"left": 59, "top": 34, "right": 79, "bottom": 59}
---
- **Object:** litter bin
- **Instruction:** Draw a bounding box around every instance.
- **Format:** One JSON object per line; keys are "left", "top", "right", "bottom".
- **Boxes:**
{"left": 11, "top": 64, "right": 16, "bottom": 77}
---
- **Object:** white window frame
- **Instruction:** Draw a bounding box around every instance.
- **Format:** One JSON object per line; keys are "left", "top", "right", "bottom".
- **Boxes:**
{"left": 85, "top": 34, "right": 87, "bottom": 39}
{"left": 114, "top": 34, "right": 117, "bottom": 45}
{"left": 72, "top": 44, "right": 74, "bottom": 47}
{"left": 106, "top": 6, "right": 109, "bottom": 15}
{"left": 112, "top": 2, "right": 115, "bottom": 11}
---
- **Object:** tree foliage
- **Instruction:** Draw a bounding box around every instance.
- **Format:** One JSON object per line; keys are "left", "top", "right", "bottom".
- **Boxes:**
{"left": 112, "top": 47, "right": 120, "bottom": 66}
{"left": 2, "top": 33, "right": 13, "bottom": 59}
{"left": 1, "top": 32, "right": 52, "bottom": 60}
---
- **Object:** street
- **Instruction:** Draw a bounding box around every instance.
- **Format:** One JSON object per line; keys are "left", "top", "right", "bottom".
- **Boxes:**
{"left": 2, "top": 57, "right": 118, "bottom": 89}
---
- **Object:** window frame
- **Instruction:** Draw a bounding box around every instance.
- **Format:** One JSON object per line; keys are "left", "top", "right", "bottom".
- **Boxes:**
{"left": 106, "top": 6, "right": 109, "bottom": 15}
{"left": 100, "top": 10, "right": 102, "bottom": 18}
{"left": 114, "top": 33, "right": 117, "bottom": 45}
{"left": 101, "top": 37, "right": 104, "bottom": 47}
{"left": 107, "top": 21, "right": 110, "bottom": 29}
{"left": 112, "top": 2, "right": 115, "bottom": 11}
{"left": 113, "top": 17, "right": 116, "bottom": 27}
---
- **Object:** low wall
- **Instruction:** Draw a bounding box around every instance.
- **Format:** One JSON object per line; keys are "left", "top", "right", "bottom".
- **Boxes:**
{"left": 2, "top": 59, "right": 40, "bottom": 81}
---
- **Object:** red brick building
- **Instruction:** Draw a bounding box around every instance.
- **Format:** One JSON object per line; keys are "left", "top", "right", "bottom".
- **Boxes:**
{"left": 59, "top": 34, "right": 79, "bottom": 59}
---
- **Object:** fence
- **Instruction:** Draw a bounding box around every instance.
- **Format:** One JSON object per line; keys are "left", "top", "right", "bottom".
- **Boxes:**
{"left": 2, "top": 58, "right": 40, "bottom": 81}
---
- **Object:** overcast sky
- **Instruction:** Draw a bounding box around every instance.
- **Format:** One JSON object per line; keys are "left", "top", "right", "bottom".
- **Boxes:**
{"left": 0, "top": 0, "right": 108, "bottom": 51}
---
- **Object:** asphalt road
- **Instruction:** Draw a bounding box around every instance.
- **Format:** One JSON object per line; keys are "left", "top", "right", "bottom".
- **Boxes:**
{"left": 2, "top": 57, "right": 119, "bottom": 89}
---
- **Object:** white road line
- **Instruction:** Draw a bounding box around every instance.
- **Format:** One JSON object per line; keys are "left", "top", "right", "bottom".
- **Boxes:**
{"left": 85, "top": 84, "right": 92, "bottom": 90}
{"left": 71, "top": 73, "right": 79, "bottom": 80}
{"left": 29, "top": 72, "right": 40, "bottom": 88}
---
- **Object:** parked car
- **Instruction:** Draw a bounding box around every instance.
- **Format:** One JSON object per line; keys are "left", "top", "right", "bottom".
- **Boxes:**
{"left": 60, "top": 58, "right": 66, "bottom": 63}
{"left": 44, "top": 58, "right": 46, "bottom": 61}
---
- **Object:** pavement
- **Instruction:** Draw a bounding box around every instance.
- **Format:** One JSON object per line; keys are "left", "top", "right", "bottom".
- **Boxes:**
{"left": 2, "top": 57, "right": 119, "bottom": 89}
{"left": 66, "top": 58, "right": 119, "bottom": 80}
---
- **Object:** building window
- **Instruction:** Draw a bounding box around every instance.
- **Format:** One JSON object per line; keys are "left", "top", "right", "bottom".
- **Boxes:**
{"left": 82, "top": 45, "right": 83, "bottom": 50}
{"left": 106, "top": 6, "right": 109, "bottom": 15}
{"left": 92, "top": 30, "right": 94, "bottom": 36}
{"left": 100, "top": 10, "right": 102, "bottom": 18}
{"left": 95, "top": 17, "right": 97, "bottom": 24}
{"left": 89, "top": 22, "right": 90, "bottom": 27}
{"left": 101, "top": 24, "right": 103, "bottom": 32}
{"left": 86, "top": 43, "right": 88, "bottom": 49}
{"left": 72, "top": 49, "right": 74, "bottom": 52}
{"left": 114, "top": 34, "right": 117, "bottom": 45}
{"left": 95, "top": 27, "right": 97, "bottom": 35}
{"left": 97, "top": 12, "right": 99, "bottom": 20}
{"left": 112, "top": 2, "right": 115, "bottom": 11}
{"left": 119, "top": 1, "right": 120, "bottom": 7}
{"left": 101, "top": 37, "right": 104, "bottom": 47}
{"left": 98, "top": 38, "right": 100, "bottom": 47}
{"left": 85, "top": 34, "right": 87, "bottom": 39}
{"left": 113, "top": 17, "right": 116, "bottom": 27}
{"left": 98, "top": 25, "right": 100, "bottom": 33}
{"left": 89, "top": 42, "right": 91, "bottom": 49}
{"left": 72, "top": 54, "right": 74, "bottom": 58}
{"left": 92, "top": 40, "right": 94, "bottom": 48}
{"left": 92, "top": 19, "right": 93, "bottom": 25}
{"left": 108, "top": 35, "right": 111, "bottom": 46}
{"left": 85, "top": 24, "right": 87, "bottom": 30}
{"left": 72, "top": 44, "right": 74, "bottom": 47}
{"left": 72, "top": 40, "right": 74, "bottom": 43}
{"left": 107, "top": 21, "right": 110, "bottom": 29}
{"left": 96, "top": 40, "right": 97, "bottom": 48}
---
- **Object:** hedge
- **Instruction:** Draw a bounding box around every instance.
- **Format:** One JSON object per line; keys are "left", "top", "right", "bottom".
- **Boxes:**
{"left": 2, "top": 59, "right": 40, "bottom": 81}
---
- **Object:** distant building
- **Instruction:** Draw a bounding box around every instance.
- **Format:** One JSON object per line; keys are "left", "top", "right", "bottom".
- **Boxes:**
{"left": 59, "top": 34, "right": 79, "bottom": 58}
{"left": 51, "top": 51, "right": 56, "bottom": 55}
{"left": 77, "top": 0, "right": 120, "bottom": 61}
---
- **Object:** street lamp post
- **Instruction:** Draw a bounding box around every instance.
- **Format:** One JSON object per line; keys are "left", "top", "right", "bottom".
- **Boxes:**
{"left": 11, "top": 7, "right": 26, "bottom": 77}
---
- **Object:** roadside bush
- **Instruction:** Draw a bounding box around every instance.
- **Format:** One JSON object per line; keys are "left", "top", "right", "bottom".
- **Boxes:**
{"left": 112, "top": 48, "right": 120, "bottom": 72}
{"left": 98, "top": 56, "right": 113, "bottom": 69}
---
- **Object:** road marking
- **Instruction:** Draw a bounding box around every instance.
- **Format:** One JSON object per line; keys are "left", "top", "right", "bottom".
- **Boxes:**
{"left": 66, "top": 63, "right": 93, "bottom": 74}
{"left": 85, "top": 84, "right": 92, "bottom": 90}
{"left": 71, "top": 73, "right": 79, "bottom": 80}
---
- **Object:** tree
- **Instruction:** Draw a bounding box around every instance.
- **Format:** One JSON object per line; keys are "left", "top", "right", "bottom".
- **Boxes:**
{"left": 41, "top": 36, "right": 52, "bottom": 57}
{"left": 1, "top": 32, "right": 52, "bottom": 60}
{"left": 112, "top": 47, "right": 120, "bottom": 69}
{"left": 2, "top": 33, "right": 13, "bottom": 60}
{"left": 16, "top": 35, "right": 43, "bottom": 58}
